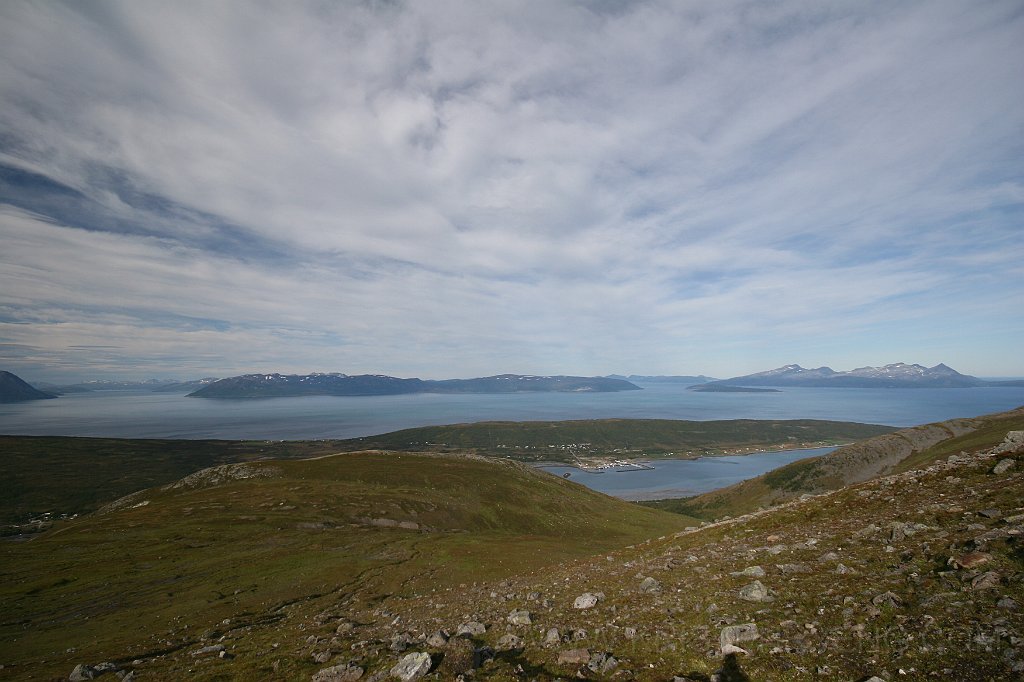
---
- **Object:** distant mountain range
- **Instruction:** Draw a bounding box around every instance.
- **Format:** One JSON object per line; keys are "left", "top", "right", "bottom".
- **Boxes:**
{"left": 706, "top": 362, "right": 1018, "bottom": 389}
{"left": 0, "top": 371, "right": 57, "bottom": 402}
{"left": 188, "top": 373, "right": 641, "bottom": 398}
{"left": 36, "top": 378, "right": 220, "bottom": 394}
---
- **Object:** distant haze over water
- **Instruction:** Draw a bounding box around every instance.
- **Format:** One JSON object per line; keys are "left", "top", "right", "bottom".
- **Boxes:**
{"left": 1, "top": 384, "right": 1023, "bottom": 440}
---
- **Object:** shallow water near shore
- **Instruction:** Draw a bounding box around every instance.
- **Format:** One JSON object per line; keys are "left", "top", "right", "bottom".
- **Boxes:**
{"left": 539, "top": 446, "right": 837, "bottom": 500}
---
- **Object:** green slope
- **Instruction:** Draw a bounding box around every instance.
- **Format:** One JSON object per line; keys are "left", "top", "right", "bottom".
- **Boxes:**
{"left": 339, "top": 418, "right": 896, "bottom": 460}
{"left": 0, "top": 452, "right": 693, "bottom": 681}
{"left": 0, "top": 417, "right": 895, "bottom": 529}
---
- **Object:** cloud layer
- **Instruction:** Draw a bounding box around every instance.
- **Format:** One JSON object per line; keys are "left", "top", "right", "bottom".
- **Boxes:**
{"left": 1, "top": 0, "right": 1022, "bottom": 381}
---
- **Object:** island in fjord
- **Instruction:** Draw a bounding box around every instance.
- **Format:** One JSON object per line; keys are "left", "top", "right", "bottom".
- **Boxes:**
{"left": 187, "top": 372, "right": 641, "bottom": 398}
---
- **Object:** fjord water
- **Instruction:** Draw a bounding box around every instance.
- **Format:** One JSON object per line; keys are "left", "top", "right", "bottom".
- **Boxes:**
{"left": 541, "top": 447, "right": 838, "bottom": 501}
{"left": 2, "top": 383, "right": 1022, "bottom": 440}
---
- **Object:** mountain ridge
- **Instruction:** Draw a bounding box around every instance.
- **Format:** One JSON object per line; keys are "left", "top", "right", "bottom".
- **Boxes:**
{"left": 0, "top": 370, "right": 57, "bottom": 403}
{"left": 707, "top": 362, "right": 996, "bottom": 388}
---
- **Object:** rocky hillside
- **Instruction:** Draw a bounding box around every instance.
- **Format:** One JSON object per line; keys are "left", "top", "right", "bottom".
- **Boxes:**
{"left": 666, "top": 406, "right": 1024, "bottom": 520}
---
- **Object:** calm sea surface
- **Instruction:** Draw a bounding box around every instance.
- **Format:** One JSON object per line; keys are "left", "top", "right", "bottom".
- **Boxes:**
{"left": 3, "top": 383, "right": 1021, "bottom": 499}
{"left": 1, "top": 383, "right": 1021, "bottom": 440}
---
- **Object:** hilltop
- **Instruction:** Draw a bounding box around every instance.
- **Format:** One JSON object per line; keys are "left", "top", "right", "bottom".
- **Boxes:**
{"left": 189, "top": 373, "right": 641, "bottom": 398}
{"left": 0, "top": 370, "right": 56, "bottom": 403}
{"left": 0, "top": 411, "right": 1020, "bottom": 680}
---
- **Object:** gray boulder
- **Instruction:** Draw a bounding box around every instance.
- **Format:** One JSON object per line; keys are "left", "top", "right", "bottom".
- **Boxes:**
{"left": 192, "top": 644, "right": 225, "bottom": 656}
{"left": 507, "top": 608, "right": 532, "bottom": 625}
{"left": 390, "top": 652, "right": 432, "bottom": 681}
{"left": 720, "top": 623, "right": 759, "bottom": 649}
{"left": 738, "top": 580, "right": 772, "bottom": 602}
{"left": 729, "top": 566, "right": 765, "bottom": 578}
{"left": 993, "top": 459, "right": 1015, "bottom": 475}
{"left": 587, "top": 652, "right": 619, "bottom": 674}
{"left": 639, "top": 576, "right": 661, "bottom": 593}
{"left": 312, "top": 663, "right": 364, "bottom": 682}
{"left": 496, "top": 634, "right": 523, "bottom": 651}
{"left": 425, "top": 630, "right": 449, "bottom": 648}
{"left": 69, "top": 664, "right": 96, "bottom": 681}
{"left": 455, "top": 621, "right": 486, "bottom": 637}
{"left": 573, "top": 592, "right": 601, "bottom": 609}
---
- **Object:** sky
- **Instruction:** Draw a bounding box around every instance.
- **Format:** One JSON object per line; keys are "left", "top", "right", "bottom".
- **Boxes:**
{"left": 1, "top": 0, "right": 1022, "bottom": 383}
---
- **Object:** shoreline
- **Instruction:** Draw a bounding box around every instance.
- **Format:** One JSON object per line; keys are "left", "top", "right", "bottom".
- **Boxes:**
{"left": 533, "top": 442, "right": 848, "bottom": 473}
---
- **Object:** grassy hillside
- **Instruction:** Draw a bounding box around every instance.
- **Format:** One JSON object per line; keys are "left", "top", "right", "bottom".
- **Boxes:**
{"left": 0, "top": 436, "right": 346, "bottom": 527}
{"left": 655, "top": 405, "right": 1024, "bottom": 521}
{"left": 0, "top": 417, "right": 894, "bottom": 529}
{"left": 338, "top": 418, "right": 895, "bottom": 461}
{"left": 0, "top": 452, "right": 694, "bottom": 681}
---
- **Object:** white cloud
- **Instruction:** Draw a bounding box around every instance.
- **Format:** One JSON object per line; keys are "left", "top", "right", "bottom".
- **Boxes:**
{"left": 0, "top": 0, "right": 1022, "bottom": 380}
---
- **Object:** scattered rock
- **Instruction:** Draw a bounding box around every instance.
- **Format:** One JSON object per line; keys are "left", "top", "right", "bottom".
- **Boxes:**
{"left": 496, "top": 634, "right": 523, "bottom": 651}
{"left": 738, "top": 580, "right": 772, "bottom": 602}
{"left": 455, "top": 621, "right": 486, "bottom": 637}
{"left": 390, "top": 652, "right": 432, "bottom": 681}
{"left": 730, "top": 566, "right": 765, "bottom": 578}
{"left": 425, "top": 630, "right": 449, "bottom": 648}
{"left": 69, "top": 664, "right": 96, "bottom": 681}
{"left": 573, "top": 593, "right": 601, "bottom": 609}
{"left": 992, "top": 459, "right": 1015, "bottom": 475}
{"left": 507, "top": 608, "right": 531, "bottom": 625}
{"left": 543, "top": 628, "right": 561, "bottom": 645}
{"left": 313, "top": 663, "right": 364, "bottom": 682}
{"left": 192, "top": 644, "right": 225, "bottom": 657}
{"left": 720, "top": 623, "right": 759, "bottom": 650}
{"left": 587, "top": 651, "right": 619, "bottom": 674}
{"left": 871, "top": 591, "right": 903, "bottom": 608}
{"left": 971, "top": 571, "right": 1001, "bottom": 590}
{"left": 390, "top": 633, "right": 411, "bottom": 653}
{"left": 639, "top": 576, "right": 661, "bottom": 593}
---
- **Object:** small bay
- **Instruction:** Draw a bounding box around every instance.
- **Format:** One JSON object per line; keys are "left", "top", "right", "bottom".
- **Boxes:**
{"left": 539, "top": 447, "right": 836, "bottom": 500}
